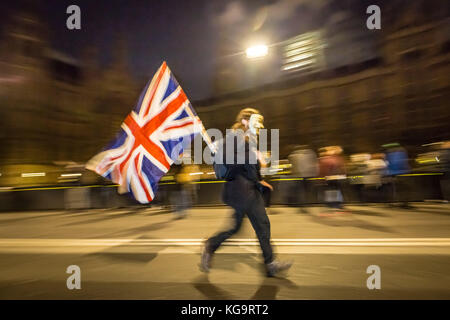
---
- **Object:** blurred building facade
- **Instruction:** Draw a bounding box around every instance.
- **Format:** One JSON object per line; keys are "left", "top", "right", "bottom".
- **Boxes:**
{"left": 204, "top": 0, "right": 450, "bottom": 158}
{"left": 0, "top": 0, "right": 448, "bottom": 169}
{"left": 0, "top": 8, "right": 139, "bottom": 167}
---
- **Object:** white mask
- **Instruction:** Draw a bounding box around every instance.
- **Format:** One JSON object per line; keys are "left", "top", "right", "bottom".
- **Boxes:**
{"left": 249, "top": 114, "right": 264, "bottom": 135}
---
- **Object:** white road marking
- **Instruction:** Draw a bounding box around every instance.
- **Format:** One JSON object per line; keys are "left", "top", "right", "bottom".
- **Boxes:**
{"left": 0, "top": 237, "right": 449, "bottom": 254}
{"left": 1, "top": 238, "right": 450, "bottom": 246}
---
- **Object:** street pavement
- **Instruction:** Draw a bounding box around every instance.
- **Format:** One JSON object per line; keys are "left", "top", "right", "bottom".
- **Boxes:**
{"left": 0, "top": 203, "right": 449, "bottom": 299}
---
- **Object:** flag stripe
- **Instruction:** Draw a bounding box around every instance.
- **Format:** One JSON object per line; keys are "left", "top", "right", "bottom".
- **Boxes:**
{"left": 142, "top": 62, "right": 168, "bottom": 118}
{"left": 135, "top": 154, "right": 152, "bottom": 202}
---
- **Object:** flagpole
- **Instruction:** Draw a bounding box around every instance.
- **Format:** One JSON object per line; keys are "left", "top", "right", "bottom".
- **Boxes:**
{"left": 185, "top": 102, "right": 217, "bottom": 154}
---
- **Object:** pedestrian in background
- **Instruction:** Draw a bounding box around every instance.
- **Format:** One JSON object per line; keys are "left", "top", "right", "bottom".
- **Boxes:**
{"left": 347, "top": 153, "right": 370, "bottom": 203}
{"left": 363, "top": 153, "right": 388, "bottom": 202}
{"left": 288, "top": 145, "right": 319, "bottom": 212}
{"left": 319, "top": 146, "right": 347, "bottom": 213}
{"left": 172, "top": 164, "right": 198, "bottom": 218}
{"left": 438, "top": 141, "right": 450, "bottom": 201}
{"left": 385, "top": 143, "right": 411, "bottom": 208}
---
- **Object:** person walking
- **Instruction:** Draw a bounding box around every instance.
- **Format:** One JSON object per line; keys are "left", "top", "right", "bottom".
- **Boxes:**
{"left": 385, "top": 143, "right": 411, "bottom": 208}
{"left": 200, "top": 108, "right": 292, "bottom": 277}
{"left": 172, "top": 164, "right": 199, "bottom": 219}
{"left": 288, "top": 145, "right": 319, "bottom": 211}
{"left": 319, "top": 146, "right": 347, "bottom": 213}
{"left": 438, "top": 141, "right": 450, "bottom": 201}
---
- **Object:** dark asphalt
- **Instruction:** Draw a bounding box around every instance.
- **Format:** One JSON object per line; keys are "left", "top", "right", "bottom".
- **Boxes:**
{"left": 0, "top": 203, "right": 449, "bottom": 299}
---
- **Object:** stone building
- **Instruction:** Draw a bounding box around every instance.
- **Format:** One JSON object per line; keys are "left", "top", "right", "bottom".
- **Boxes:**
{"left": 0, "top": 8, "right": 139, "bottom": 167}
{"left": 0, "top": 0, "right": 448, "bottom": 169}
{"left": 197, "top": 0, "right": 450, "bottom": 158}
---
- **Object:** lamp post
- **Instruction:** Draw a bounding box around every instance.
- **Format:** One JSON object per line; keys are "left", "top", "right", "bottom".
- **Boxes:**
{"left": 245, "top": 44, "right": 268, "bottom": 59}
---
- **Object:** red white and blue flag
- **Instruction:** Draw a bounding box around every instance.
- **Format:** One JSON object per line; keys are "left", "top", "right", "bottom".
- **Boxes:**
{"left": 86, "top": 62, "right": 202, "bottom": 203}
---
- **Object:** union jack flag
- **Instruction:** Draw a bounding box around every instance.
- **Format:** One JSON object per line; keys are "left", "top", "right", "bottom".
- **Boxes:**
{"left": 86, "top": 62, "right": 202, "bottom": 203}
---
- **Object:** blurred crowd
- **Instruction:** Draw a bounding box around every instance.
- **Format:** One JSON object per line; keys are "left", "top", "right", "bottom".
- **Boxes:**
{"left": 285, "top": 141, "right": 450, "bottom": 211}
{"left": 160, "top": 140, "right": 450, "bottom": 217}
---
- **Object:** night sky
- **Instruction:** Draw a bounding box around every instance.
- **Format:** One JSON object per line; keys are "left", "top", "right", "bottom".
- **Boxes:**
{"left": 0, "top": 0, "right": 374, "bottom": 100}
{"left": 0, "top": 0, "right": 330, "bottom": 100}
{"left": 0, "top": 0, "right": 227, "bottom": 100}
{"left": 48, "top": 0, "right": 223, "bottom": 100}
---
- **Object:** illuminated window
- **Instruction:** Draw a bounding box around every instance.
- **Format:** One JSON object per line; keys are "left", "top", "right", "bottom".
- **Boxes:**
{"left": 282, "top": 31, "right": 325, "bottom": 74}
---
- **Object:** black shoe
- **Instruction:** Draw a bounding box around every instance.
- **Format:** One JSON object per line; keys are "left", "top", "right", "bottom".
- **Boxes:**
{"left": 266, "top": 260, "right": 293, "bottom": 277}
{"left": 199, "top": 241, "right": 213, "bottom": 273}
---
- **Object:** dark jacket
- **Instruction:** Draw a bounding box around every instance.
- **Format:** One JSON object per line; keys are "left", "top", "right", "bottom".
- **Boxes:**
{"left": 386, "top": 148, "right": 410, "bottom": 176}
{"left": 220, "top": 131, "right": 262, "bottom": 206}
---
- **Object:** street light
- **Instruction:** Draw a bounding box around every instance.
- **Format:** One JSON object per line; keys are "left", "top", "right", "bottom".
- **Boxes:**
{"left": 245, "top": 44, "right": 268, "bottom": 59}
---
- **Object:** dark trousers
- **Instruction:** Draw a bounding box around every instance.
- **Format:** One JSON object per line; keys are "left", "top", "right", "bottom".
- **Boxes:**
{"left": 387, "top": 176, "right": 410, "bottom": 206}
{"left": 441, "top": 172, "right": 450, "bottom": 201}
{"left": 324, "top": 180, "right": 344, "bottom": 209}
{"left": 261, "top": 186, "right": 271, "bottom": 207}
{"left": 207, "top": 180, "right": 273, "bottom": 265}
{"left": 287, "top": 179, "right": 315, "bottom": 206}
{"left": 299, "top": 179, "right": 316, "bottom": 205}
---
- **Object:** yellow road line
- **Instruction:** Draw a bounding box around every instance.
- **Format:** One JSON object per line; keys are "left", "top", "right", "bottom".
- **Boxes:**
{"left": 1, "top": 172, "right": 444, "bottom": 192}
{"left": 398, "top": 173, "right": 444, "bottom": 177}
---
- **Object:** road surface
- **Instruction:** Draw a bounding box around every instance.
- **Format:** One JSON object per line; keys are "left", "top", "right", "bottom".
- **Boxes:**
{"left": 0, "top": 203, "right": 449, "bottom": 299}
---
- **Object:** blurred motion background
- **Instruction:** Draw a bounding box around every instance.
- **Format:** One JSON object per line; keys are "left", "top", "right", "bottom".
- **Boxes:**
{"left": 0, "top": 0, "right": 448, "bottom": 205}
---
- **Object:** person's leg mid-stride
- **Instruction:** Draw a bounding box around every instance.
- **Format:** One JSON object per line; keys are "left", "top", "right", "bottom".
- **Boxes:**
{"left": 200, "top": 182, "right": 292, "bottom": 277}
